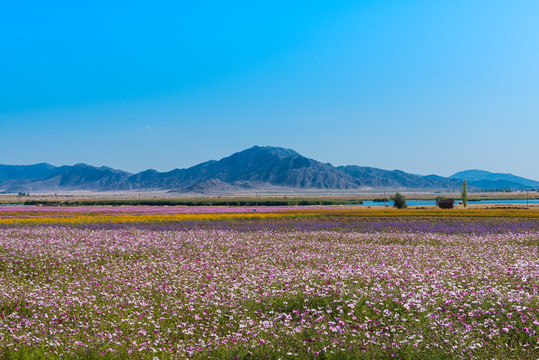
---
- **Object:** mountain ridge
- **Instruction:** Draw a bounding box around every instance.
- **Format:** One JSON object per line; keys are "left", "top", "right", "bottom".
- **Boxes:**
{"left": 1, "top": 146, "right": 537, "bottom": 193}
{"left": 450, "top": 169, "right": 539, "bottom": 189}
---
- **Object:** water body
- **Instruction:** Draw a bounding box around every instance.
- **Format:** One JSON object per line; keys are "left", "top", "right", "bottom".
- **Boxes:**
{"left": 354, "top": 199, "right": 539, "bottom": 207}
{"left": 0, "top": 204, "right": 35, "bottom": 207}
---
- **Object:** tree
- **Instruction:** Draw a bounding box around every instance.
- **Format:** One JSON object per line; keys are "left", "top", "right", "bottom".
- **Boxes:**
{"left": 392, "top": 192, "right": 407, "bottom": 209}
{"left": 461, "top": 179, "right": 468, "bottom": 208}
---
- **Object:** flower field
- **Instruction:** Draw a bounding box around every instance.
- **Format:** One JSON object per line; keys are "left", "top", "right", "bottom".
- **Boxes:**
{"left": 0, "top": 206, "right": 538, "bottom": 359}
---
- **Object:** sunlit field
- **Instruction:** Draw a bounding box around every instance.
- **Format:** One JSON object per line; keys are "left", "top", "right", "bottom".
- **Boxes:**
{"left": 1, "top": 206, "right": 538, "bottom": 359}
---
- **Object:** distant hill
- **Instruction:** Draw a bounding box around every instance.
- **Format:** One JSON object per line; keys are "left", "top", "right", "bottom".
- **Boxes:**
{"left": 0, "top": 163, "right": 68, "bottom": 182}
{"left": 338, "top": 166, "right": 461, "bottom": 189}
{"left": 1, "top": 147, "right": 537, "bottom": 193}
{"left": 0, "top": 164, "right": 131, "bottom": 192}
{"left": 450, "top": 170, "right": 539, "bottom": 189}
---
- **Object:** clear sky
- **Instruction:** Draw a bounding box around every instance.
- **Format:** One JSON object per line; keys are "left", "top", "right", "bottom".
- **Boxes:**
{"left": 1, "top": 0, "right": 538, "bottom": 179}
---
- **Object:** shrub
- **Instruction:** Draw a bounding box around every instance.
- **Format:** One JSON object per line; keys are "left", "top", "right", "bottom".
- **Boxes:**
{"left": 392, "top": 192, "right": 407, "bottom": 209}
{"left": 435, "top": 196, "right": 446, "bottom": 207}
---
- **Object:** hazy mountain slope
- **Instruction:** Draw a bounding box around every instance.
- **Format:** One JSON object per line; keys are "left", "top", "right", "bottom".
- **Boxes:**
{"left": 338, "top": 166, "right": 462, "bottom": 189}
{"left": 1, "top": 164, "right": 132, "bottom": 191}
{"left": 54, "top": 164, "right": 132, "bottom": 190}
{"left": 451, "top": 170, "right": 539, "bottom": 189}
{"left": 465, "top": 179, "right": 534, "bottom": 190}
{"left": 0, "top": 163, "right": 68, "bottom": 181}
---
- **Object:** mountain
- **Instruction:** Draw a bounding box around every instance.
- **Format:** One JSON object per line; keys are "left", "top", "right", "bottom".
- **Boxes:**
{"left": 338, "top": 166, "right": 462, "bottom": 189}
{"left": 2, "top": 147, "right": 537, "bottom": 193}
{"left": 0, "top": 147, "right": 362, "bottom": 192}
{"left": 462, "top": 179, "right": 532, "bottom": 190}
{"left": 126, "top": 146, "right": 361, "bottom": 190}
{"left": 51, "top": 163, "right": 132, "bottom": 190}
{"left": 450, "top": 170, "right": 539, "bottom": 189}
{"left": 1, "top": 163, "right": 132, "bottom": 192}
{"left": 0, "top": 163, "right": 69, "bottom": 182}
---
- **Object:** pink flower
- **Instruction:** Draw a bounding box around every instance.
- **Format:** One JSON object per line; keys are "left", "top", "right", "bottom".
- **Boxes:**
{"left": 261, "top": 321, "right": 271, "bottom": 328}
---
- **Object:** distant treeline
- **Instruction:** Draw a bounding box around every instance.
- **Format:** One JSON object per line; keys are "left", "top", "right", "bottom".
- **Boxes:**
{"left": 21, "top": 198, "right": 363, "bottom": 207}
{"left": 472, "top": 188, "right": 537, "bottom": 193}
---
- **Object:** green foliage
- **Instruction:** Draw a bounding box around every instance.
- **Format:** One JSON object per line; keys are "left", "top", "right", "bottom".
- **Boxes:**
{"left": 473, "top": 188, "right": 513, "bottom": 192}
{"left": 391, "top": 192, "right": 407, "bottom": 208}
{"left": 461, "top": 179, "right": 468, "bottom": 208}
{"left": 435, "top": 196, "right": 446, "bottom": 207}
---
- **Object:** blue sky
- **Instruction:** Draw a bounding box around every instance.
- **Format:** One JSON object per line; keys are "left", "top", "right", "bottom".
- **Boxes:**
{"left": 1, "top": 0, "right": 538, "bottom": 179}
